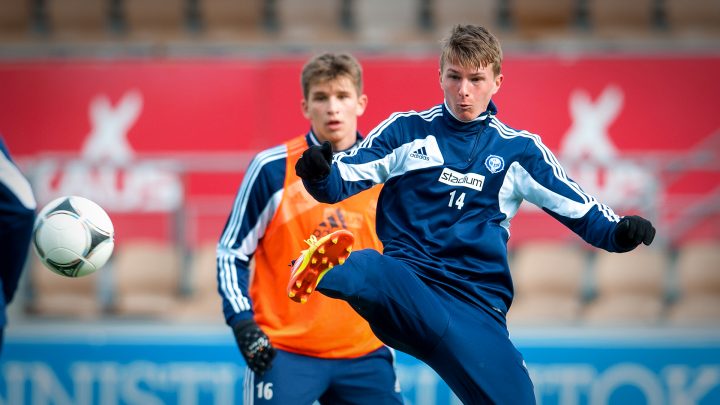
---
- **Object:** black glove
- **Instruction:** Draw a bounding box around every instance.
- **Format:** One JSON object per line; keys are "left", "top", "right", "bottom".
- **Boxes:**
{"left": 613, "top": 215, "right": 656, "bottom": 250}
{"left": 295, "top": 141, "right": 333, "bottom": 181}
{"left": 232, "top": 319, "right": 276, "bottom": 375}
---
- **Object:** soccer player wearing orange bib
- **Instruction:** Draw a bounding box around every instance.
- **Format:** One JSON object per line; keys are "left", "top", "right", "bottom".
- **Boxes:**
{"left": 216, "top": 53, "right": 402, "bottom": 404}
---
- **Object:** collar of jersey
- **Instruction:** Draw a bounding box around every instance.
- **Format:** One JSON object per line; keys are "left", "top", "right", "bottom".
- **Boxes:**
{"left": 442, "top": 100, "right": 496, "bottom": 132}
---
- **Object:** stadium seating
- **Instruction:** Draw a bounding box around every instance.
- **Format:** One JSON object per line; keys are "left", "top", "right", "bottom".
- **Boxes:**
{"left": 27, "top": 256, "right": 102, "bottom": 319}
{"left": 2, "top": 0, "right": 720, "bottom": 47}
{"left": 172, "top": 243, "right": 224, "bottom": 322}
{"left": 583, "top": 248, "right": 669, "bottom": 325}
{"left": 198, "top": 0, "right": 267, "bottom": 40}
{"left": 109, "top": 240, "right": 182, "bottom": 318}
{"left": 666, "top": 241, "right": 720, "bottom": 325}
{"left": 274, "top": 0, "right": 350, "bottom": 44}
{"left": 353, "top": 0, "right": 429, "bottom": 45}
{"left": 122, "top": 0, "right": 187, "bottom": 39}
{"left": 432, "top": 0, "right": 500, "bottom": 36}
{"left": 507, "top": 241, "right": 588, "bottom": 325}
{"left": 507, "top": 0, "right": 576, "bottom": 38}
{"left": 0, "top": 0, "right": 32, "bottom": 39}
{"left": 586, "top": 0, "right": 656, "bottom": 38}
{"left": 46, "top": 0, "right": 108, "bottom": 39}
{"left": 665, "top": 0, "right": 720, "bottom": 36}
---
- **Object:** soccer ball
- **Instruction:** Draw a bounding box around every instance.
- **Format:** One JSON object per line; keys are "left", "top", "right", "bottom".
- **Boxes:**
{"left": 33, "top": 196, "right": 115, "bottom": 277}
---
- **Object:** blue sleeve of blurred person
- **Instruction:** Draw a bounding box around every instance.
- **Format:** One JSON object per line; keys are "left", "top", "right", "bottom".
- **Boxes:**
{"left": 0, "top": 135, "right": 36, "bottom": 327}
{"left": 216, "top": 144, "right": 287, "bottom": 328}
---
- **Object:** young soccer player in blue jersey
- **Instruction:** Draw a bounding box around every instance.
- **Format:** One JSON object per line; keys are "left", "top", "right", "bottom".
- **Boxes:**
{"left": 290, "top": 25, "right": 656, "bottom": 403}
{"left": 0, "top": 136, "right": 36, "bottom": 354}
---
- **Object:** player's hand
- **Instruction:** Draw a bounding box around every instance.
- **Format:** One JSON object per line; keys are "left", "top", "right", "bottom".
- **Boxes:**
{"left": 233, "top": 319, "right": 277, "bottom": 375}
{"left": 295, "top": 141, "right": 333, "bottom": 181}
{"left": 614, "top": 215, "right": 656, "bottom": 249}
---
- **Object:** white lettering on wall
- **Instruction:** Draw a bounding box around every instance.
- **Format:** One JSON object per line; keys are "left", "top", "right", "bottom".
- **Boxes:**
{"left": 32, "top": 160, "right": 183, "bottom": 212}
{"left": 1, "top": 361, "right": 719, "bottom": 405}
{"left": 0, "top": 361, "right": 240, "bottom": 405}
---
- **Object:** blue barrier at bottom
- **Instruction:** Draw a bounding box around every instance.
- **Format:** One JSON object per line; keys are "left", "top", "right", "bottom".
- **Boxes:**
{"left": 1, "top": 323, "right": 719, "bottom": 405}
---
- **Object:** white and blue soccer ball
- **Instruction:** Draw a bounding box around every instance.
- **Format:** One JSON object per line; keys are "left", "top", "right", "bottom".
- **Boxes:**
{"left": 32, "top": 196, "right": 115, "bottom": 277}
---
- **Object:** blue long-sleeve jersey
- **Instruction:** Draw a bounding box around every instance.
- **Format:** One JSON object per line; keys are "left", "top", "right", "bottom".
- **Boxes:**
{"left": 0, "top": 136, "right": 36, "bottom": 327}
{"left": 303, "top": 102, "right": 626, "bottom": 316}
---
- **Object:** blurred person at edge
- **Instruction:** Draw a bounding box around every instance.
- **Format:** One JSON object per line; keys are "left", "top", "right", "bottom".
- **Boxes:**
{"left": 216, "top": 53, "right": 403, "bottom": 404}
{"left": 0, "top": 135, "right": 36, "bottom": 355}
{"left": 293, "top": 24, "right": 656, "bottom": 404}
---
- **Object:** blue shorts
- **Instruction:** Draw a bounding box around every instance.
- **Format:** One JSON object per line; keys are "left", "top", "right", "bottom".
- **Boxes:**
{"left": 318, "top": 249, "right": 535, "bottom": 404}
{"left": 243, "top": 346, "right": 402, "bottom": 405}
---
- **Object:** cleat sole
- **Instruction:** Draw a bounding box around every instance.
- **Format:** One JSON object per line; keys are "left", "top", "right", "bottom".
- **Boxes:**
{"left": 287, "top": 230, "right": 355, "bottom": 304}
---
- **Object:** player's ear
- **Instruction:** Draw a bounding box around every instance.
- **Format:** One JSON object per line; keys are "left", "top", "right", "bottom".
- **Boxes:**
{"left": 356, "top": 94, "right": 368, "bottom": 116}
{"left": 301, "top": 98, "right": 310, "bottom": 119}
{"left": 492, "top": 73, "right": 504, "bottom": 95}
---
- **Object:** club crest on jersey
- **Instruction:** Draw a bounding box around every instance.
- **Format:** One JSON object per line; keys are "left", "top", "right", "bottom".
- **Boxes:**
{"left": 484, "top": 155, "right": 505, "bottom": 174}
{"left": 438, "top": 168, "right": 484, "bottom": 191}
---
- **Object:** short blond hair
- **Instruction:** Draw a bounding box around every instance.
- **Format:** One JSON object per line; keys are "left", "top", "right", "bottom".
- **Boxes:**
{"left": 440, "top": 24, "right": 503, "bottom": 77}
{"left": 301, "top": 53, "right": 364, "bottom": 99}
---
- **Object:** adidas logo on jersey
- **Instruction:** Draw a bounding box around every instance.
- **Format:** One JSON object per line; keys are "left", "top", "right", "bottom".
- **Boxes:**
{"left": 409, "top": 146, "right": 430, "bottom": 161}
{"left": 312, "top": 208, "right": 363, "bottom": 239}
{"left": 318, "top": 211, "right": 345, "bottom": 229}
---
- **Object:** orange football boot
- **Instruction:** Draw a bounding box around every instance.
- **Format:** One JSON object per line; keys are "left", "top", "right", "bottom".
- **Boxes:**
{"left": 287, "top": 230, "right": 354, "bottom": 304}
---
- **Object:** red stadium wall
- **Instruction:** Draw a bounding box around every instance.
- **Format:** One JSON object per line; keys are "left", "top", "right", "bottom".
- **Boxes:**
{"left": 1, "top": 55, "right": 718, "bottom": 248}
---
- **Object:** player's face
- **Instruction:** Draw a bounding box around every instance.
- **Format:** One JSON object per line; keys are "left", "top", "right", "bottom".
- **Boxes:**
{"left": 302, "top": 76, "right": 368, "bottom": 151}
{"left": 440, "top": 62, "right": 503, "bottom": 122}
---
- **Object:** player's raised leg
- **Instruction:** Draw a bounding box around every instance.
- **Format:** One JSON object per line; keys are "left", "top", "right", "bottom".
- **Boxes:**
{"left": 319, "top": 248, "right": 535, "bottom": 403}
{"left": 316, "top": 249, "right": 452, "bottom": 359}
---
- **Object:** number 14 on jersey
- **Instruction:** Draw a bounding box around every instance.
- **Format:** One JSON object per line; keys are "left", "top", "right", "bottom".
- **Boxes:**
{"left": 448, "top": 190, "right": 466, "bottom": 210}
